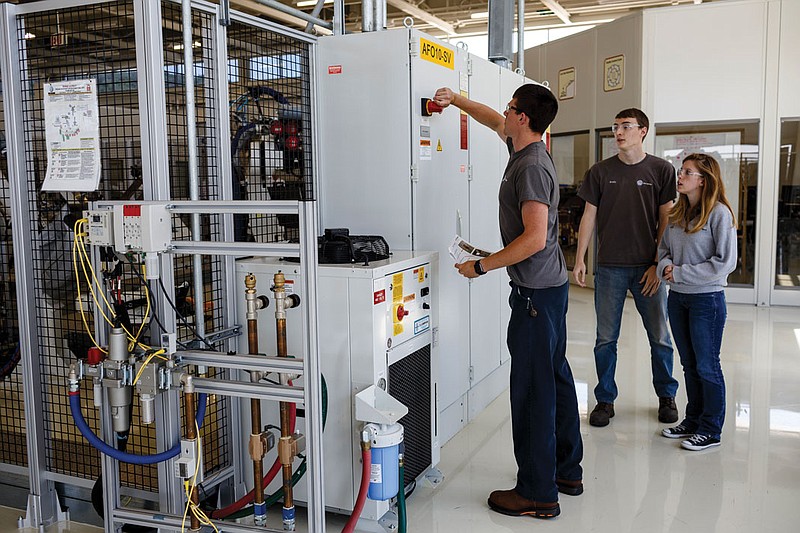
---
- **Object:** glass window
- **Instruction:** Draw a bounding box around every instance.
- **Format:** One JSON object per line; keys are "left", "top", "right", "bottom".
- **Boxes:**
{"left": 551, "top": 131, "right": 590, "bottom": 270}
{"left": 655, "top": 122, "right": 760, "bottom": 287}
{"left": 596, "top": 127, "right": 618, "bottom": 162}
{"left": 776, "top": 119, "right": 800, "bottom": 289}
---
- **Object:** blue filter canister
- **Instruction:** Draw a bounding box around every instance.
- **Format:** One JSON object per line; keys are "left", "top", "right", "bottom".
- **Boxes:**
{"left": 365, "top": 423, "right": 404, "bottom": 501}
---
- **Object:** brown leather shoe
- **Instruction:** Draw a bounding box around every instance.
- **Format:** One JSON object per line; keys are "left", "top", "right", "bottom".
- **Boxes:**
{"left": 589, "top": 402, "right": 615, "bottom": 427}
{"left": 556, "top": 478, "right": 584, "bottom": 496}
{"left": 487, "top": 489, "right": 560, "bottom": 519}
{"left": 658, "top": 397, "right": 679, "bottom": 423}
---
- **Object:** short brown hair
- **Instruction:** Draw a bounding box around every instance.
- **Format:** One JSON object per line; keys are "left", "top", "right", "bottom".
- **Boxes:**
{"left": 615, "top": 108, "right": 649, "bottom": 138}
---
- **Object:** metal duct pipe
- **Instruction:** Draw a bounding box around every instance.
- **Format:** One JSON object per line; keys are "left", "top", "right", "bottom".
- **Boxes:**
{"left": 488, "top": 0, "right": 514, "bottom": 68}
{"left": 252, "top": 0, "right": 333, "bottom": 30}
{"left": 362, "top": 0, "right": 386, "bottom": 32}
{"left": 305, "top": 0, "right": 329, "bottom": 33}
{"left": 180, "top": 0, "right": 206, "bottom": 350}
{"left": 362, "top": 0, "right": 375, "bottom": 32}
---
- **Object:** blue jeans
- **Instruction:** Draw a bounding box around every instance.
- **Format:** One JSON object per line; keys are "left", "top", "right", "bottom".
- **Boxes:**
{"left": 507, "top": 281, "right": 583, "bottom": 502}
{"left": 668, "top": 291, "right": 727, "bottom": 439}
{"left": 593, "top": 266, "right": 678, "bottom": 403}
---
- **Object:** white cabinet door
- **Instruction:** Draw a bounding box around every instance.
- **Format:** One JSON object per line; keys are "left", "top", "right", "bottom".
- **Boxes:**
{"left": 409, "top": 30, "right": 471, "bottom": 409}
{"left": 466, "top": 55, "right": 505, "bottom": 386}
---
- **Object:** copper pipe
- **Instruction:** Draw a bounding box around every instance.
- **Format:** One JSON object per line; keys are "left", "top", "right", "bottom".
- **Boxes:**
{"left": 183, "top": 391, "right": 200, "bottom": 532}
{"left": 274, "top": 272, "right": 295, "bottom": 516}
{"left": 245, "top": 274, "right": 267, "bottom": 524}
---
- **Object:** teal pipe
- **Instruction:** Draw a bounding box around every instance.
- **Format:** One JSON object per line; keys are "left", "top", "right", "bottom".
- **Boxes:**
{"left": 398, "top": 453, "right": 407, "bottom": 533}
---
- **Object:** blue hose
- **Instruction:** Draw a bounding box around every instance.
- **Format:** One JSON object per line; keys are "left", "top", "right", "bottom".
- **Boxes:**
{"left": 69, "top": 390, "right": 207, "bottom": 465}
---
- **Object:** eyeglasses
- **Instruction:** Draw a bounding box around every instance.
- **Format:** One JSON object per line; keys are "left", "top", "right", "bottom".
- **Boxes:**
{"left": 611, "top": 123, "right": 641, "bottom": 132}
{"left": 677, "top": 168, "right": 703, "bottom": 178}
{"left": 504, "top": 104, "right": 522, "bottom": 115}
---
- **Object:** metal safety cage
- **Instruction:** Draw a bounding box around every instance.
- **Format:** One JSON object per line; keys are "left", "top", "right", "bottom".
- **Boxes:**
{"left": 90, "top": 199, "right": 326, "bottom": 533}
{"left": 0, "top": 18, "right": 29, "bottom": 494}
{"left": 0, "top": 0, "right": 322, "bottom": 530}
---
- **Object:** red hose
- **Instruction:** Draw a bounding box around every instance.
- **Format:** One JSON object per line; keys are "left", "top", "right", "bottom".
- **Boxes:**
{"left": 211, "top": 401, "right": 297, "bottom": 519}
{"left": 342, "top": 445, "right": 371, "bottom": 533}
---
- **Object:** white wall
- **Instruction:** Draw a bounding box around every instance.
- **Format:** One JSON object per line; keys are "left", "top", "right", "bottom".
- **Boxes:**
{"left": 644, "top": 0, "right": 768, "bottom": 123}
{"left": 778, "top": 0, "right": 800, "bottom": 117}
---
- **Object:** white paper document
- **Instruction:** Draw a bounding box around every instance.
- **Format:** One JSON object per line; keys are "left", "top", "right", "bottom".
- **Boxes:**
{"left": 449, "top": 235, "right": 493, "bottom": 263}
{"left": 42, "top": 79, "right": 101, "bottom": 192}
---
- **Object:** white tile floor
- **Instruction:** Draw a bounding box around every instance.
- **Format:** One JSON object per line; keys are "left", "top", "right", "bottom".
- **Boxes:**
{"left": 4, "top": 286, "right": 800, "bottom": 532}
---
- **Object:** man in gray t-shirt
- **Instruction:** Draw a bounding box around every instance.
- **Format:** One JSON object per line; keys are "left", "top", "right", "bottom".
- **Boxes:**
{"left": 432, "top": 84, "right": 582, "bottom": 519}
{"left": 573, "top": 108, "right": 679, "bottom": 428}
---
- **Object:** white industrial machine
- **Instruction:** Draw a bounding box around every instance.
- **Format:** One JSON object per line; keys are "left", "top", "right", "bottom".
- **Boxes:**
{"left": 235, "top": 251, "right": 439, "bottom": 524}
{"left": 317, "top": 28, "right": 536, "bottom": 442}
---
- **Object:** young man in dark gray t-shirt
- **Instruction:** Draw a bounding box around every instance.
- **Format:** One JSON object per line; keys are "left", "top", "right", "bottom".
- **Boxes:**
{"left": 573, "top": 108, "right": 679, "bottom": 428}
{"left": 433, "top": 84, "right": 582, "bottom": 519}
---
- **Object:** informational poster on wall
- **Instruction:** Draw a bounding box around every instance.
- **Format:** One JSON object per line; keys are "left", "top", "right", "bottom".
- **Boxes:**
{"left": 42, "top": 79, "right": 101, "bottom": 192}
{"left": 558, "top": 67, "right": 576, "bottom": 100}
{"left": 655, "top": 131, "right": 743, "bottom": 218}
{"left": 603, "top": 55, "right": 624, "bottom": 92}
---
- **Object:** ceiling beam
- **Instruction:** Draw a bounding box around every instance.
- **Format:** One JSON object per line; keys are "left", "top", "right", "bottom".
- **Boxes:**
{"left": 386, "top": 0, "right": 456, "bottom": 35}
{"left": 539, "top": 0, "right": 571, "bottom": 25}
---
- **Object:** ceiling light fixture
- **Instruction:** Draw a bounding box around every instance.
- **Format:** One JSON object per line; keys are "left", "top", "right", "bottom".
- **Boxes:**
{"left": 470, "top": 12, "right": 489, "bottom": 19}
{"left": 296, "top": 0, "right": 334, "bottom": 7}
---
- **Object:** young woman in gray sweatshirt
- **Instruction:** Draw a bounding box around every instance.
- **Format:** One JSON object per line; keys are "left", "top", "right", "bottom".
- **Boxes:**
{"left": 656, "top": 152, "right": 737, "bottom": 451}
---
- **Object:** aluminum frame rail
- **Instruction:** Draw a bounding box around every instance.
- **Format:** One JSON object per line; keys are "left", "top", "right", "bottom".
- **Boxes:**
{"left": 90, "top": 199, "right": 325, "bottom": 533}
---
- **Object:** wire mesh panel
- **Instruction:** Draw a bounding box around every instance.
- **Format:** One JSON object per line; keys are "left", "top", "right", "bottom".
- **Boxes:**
{"left": 16, "top": 0, "right": 154, "bottom": 491}
{"left": 160, "top": 0, "right": 231, "bottom": 479}
{"left": 0, "top": 68, "right": 28, "bottom": 469}
{"left": 227, "top": 17, "right": 315, "bottom": 244}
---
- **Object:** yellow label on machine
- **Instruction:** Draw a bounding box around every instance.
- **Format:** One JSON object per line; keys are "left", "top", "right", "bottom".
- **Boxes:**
{"left": 417, "top": 267, "right": 425, "bottom": 283}
{"left": 392, "top": 273, "right": 404, "bottom": 302}
{"left": 420, "top": 38, "right": 455, "bottom": 70}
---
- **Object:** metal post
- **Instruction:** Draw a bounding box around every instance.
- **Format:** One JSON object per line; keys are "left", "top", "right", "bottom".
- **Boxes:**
{"left": 516, "top": 0, "right": 525, "bottom": 72}
{"left": 133, "top": 0, "right": 184, "bottom": 516}
{"left": 181, "top": 0, "right": 208, "bottom": 354}
{"left": 333, "top": 0, "right": 346, "bottom": 35}
{"left": 213, "top": 0, "right": 247, "bottom": 503}
{"left": 0, "top": 3, "right": 66, "bottom": 528}
{"left": 299, "top": 201, "right": 325, "bottom": 532}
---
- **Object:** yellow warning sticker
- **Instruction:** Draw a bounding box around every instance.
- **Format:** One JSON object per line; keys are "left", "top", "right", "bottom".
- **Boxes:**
{"left": 436, "top": 139, "right": 443, "bottom": 152}
{"left": 420, "top": 38, "right": 455, "bottom": 70}
{"left": 392, "top": 273, "right": 404, "bottom": 302}
{"left": 418, "top": 267, "right": 425, "bottom": 283}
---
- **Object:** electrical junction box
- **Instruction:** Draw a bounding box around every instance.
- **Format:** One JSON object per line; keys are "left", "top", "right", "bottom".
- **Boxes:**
{"left": 235, "top": 251, "right": 439, "bottom": 521}
{"left": 112, "top": 202, "right": 171, "bottom": 254}
{"left": 84, "top": 209, "right": 115, "bottom": 246}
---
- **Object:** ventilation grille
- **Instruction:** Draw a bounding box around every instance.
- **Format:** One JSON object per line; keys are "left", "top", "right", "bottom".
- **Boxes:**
{"left": 387, "top": 344, "right": 432, "bottom": 487}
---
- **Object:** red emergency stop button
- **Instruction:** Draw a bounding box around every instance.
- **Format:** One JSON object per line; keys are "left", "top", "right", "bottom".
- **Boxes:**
{"left": 396, "top": 304, "right": 409, "bottom": 322}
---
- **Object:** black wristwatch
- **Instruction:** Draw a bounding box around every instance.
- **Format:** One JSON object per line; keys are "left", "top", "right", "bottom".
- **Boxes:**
{"left": 474, "top": 260, "right": 487, "bottom": 276}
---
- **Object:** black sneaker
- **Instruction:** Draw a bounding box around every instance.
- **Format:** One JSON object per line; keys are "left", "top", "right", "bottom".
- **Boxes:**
{"left": 658, "top": 397, "right": 679, "bottom": 423}
{"left": 589, "top": 402, "right": 615, "bottom": 427}
{"left": 661, "top": 423, "right": 695, "bottom": 439}
{"left": 681, "top": 434, "right": 721, "bottom": 451}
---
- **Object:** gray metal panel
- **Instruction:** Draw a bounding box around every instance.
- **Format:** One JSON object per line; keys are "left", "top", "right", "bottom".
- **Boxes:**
{"left": 409, "top": 29, "right": 470, "bottom": 410}
{"left": 466, "top": 54, "right": 507, "bottom": 386}
{"left": 317, "top": 29, "right": 413, "bottom": 249}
